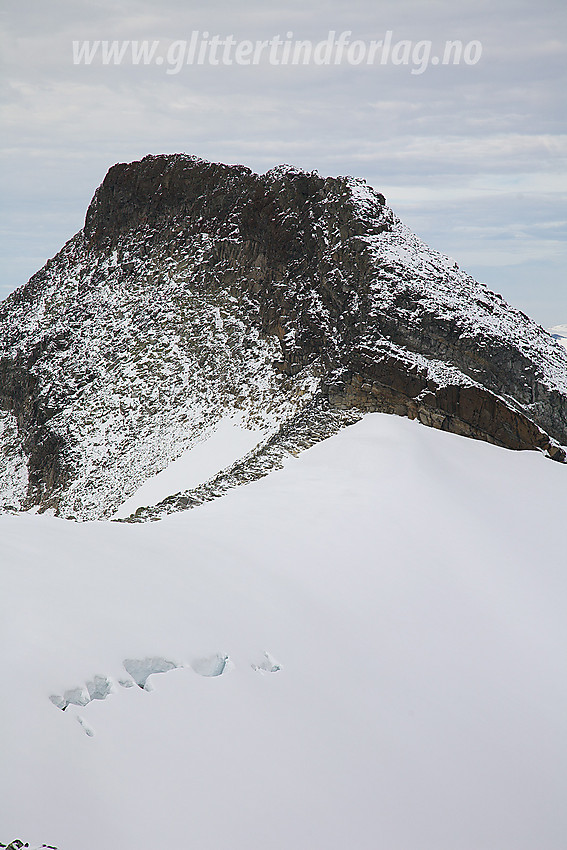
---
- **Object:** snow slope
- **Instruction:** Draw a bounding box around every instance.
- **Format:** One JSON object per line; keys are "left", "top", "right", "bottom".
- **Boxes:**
{"left": 113, "top": 414, "right": 268, "bottom": 518}
{"left": 1, "top": 414, "right": 566, "bottom": 850}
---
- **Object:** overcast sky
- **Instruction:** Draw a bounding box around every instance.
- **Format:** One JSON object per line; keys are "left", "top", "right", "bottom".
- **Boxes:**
{"left": 1, "top": 0, "right": 565, "bottom": 326}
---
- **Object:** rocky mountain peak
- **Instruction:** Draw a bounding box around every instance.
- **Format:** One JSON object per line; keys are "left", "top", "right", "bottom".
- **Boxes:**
{"left": 83, "top": 154, "right": 389, "bottom": 263}
{"left": 1, "top": 154, "right": 566, "bottom": 520}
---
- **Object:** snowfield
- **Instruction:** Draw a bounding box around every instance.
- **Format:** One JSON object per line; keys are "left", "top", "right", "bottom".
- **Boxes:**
{"left": 1, "top": 413, "right": 566, "bottom": 850}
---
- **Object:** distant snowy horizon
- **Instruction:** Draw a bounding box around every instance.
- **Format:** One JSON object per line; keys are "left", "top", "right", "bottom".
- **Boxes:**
{"left": 549, "top": 324, "right": 567, "bottom": 352}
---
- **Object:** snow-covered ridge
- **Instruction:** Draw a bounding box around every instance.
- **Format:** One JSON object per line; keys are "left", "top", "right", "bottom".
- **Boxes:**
{"left": 364, "top": 215, "right": 567, "bottom": 392}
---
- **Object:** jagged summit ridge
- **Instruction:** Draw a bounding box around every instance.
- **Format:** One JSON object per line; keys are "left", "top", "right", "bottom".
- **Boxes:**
{"left": 1, "top": 153, "right": 566, "bottom": 520}
{"left": 82, "top": 154, "right": 389, "bottom": 252}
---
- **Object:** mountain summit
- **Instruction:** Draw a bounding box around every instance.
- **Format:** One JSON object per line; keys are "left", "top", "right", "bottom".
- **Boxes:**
{"left": 1, "top": 154, "right": 566, "bottom": 519}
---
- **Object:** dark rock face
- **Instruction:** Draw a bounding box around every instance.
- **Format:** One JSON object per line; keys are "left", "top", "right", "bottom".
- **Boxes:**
{"left": 1, "top": 153, "right": 566, "bottom": 519}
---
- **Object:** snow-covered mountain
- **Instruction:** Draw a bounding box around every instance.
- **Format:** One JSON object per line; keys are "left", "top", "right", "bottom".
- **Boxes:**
{"left": 1, "top": 154, "right": 566, "bottom": 521}
{"left": 2, "top": 156, "right": 566, "bottom": 849}
{"left": 2, "top": 413, "right": 566, "bottom": 849}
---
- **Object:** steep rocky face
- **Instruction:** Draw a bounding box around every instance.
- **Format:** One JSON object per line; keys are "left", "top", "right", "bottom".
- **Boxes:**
{"left": 1, "top": 154, "right": 566, "bottom": 520}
